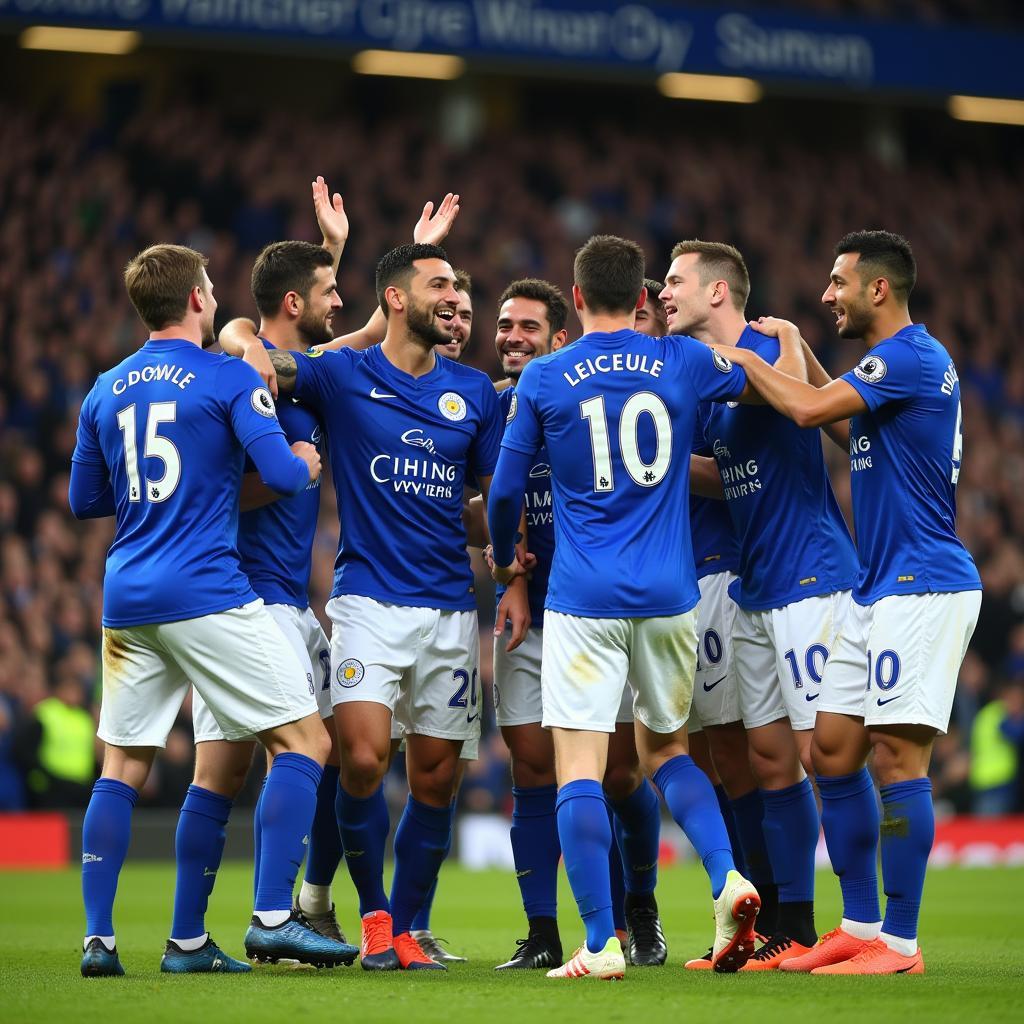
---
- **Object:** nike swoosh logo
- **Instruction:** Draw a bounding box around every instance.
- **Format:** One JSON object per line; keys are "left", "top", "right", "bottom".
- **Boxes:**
{"left": 805, "top": 693, "right": 819, "bottom": 702}
{"left": 370, "top": 387, "right": 397, "bottom": 399}
{"left": 203, "top": 868, "right": 216, "bottom": 877}
{"left": 467, "top": 713, "right": 480, "bottom": 723}
{"left": 702, "top": 675, "right": 727, "bottom": 692}
{"left": 515, "top": 869, "right": 533, "bottom": 878}
{"left": 877, "top": 694, "right": 903, "bottom": 707}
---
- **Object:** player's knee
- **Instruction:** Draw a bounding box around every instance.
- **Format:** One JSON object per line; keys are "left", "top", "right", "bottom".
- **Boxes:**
{"left": 341, "top": 743, "right": 388, "bottom": 790}
{"left": 409, "top": 760, "right": 458, "bottom": 805}
{"left": 603, "top": 762, "right": 643, "bottom": 803}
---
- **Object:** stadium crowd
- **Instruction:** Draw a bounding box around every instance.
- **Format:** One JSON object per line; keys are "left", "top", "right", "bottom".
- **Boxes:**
{"left": 0, "top": 95, "right": 1021, "bottom": 817}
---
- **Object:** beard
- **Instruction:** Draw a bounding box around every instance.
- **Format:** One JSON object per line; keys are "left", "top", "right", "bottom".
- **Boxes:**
{"left": 407, "top": 298, "right": 454, "bottom": 348}
{"left": 837, "top": 298, "right": 874, "bottom": 340}
{"left": 296, "top": 307, "right": 334, "bottom": 348}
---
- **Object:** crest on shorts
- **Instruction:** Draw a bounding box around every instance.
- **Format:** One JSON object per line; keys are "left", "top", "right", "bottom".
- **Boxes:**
{"left": 438, "top": 391, "right": 467, "bottom": 421}
{"left": 337, "top": 659, "right": 364, "bottom": 687}
{"left": 712, "top": 350, "right": 733, "bottom": 374}
{"left": 853, "top": 355, "right": 887, "bottom": 384}
{"left": 251, "top": 387, "right": 276, "bottom": 417}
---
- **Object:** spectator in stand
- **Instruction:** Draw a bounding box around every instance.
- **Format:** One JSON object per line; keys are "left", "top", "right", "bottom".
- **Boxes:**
{"left": 970, "top": 682, "right": 1024, "bottom": 816}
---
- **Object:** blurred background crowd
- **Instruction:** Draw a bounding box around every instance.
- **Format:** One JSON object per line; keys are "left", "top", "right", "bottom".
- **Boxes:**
{"left": 1, "top": 0, "right": 1022, "bottom": 822}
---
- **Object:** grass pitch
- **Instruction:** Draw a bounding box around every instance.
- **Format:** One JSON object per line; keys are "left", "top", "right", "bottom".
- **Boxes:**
{"left": 1, "top": 862, "right": 1020, "bottom": 1024}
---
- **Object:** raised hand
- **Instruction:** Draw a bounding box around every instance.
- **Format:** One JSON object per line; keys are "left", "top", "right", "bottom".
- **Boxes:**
{"left": 749, "top": 316, "right": 800, "bottom": 343}
{"left": 291, "top": 441, "right": 321, "bottom": 482}
{"left": 312, "top": 175, "right": 348, "bottom": 247}
{"left": 413, "top": 193, "right": 460, "bottom": 246}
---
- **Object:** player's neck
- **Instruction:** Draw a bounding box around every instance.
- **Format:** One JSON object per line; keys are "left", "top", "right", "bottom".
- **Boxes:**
{"left": 690, "top": 312, "right": 745, "bottom": 349}
{"left": 258, "top": 319, "right": 306, "bottom": 352}
{"left": 149, "top": 324, "right": 201, "bottom": 346}
{"left": 864, "top": 308, "right": 913, "bottom": 348}
{"left": 580, "top": 311, "right": 634, "bottom": 335}
{"left": 380, "top": 332, "right": 437, "bottom": 378}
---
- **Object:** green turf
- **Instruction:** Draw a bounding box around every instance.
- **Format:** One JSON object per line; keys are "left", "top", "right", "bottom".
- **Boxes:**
{"left": 1, "top": 862, "right": 1020, "bottom": 1023}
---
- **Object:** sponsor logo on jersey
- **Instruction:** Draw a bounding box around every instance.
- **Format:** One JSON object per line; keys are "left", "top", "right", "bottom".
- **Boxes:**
{"left": 713, "top": 438, "right": 731, "bottom": 460}
{"left": 401, "top": 428, "right": 437, "bottom": 455}
{"left": 854, "top": 354, "right": 887, "bottom": 384}
{"left": 529, "top": 462, "right": 551, "bottom": 478}
{"left": 311, "top": 425, "right": 322, "bottom": 445}
{"left": 712, "top": 349, "right": 734, "bottom": 373}
{"left": 337, "top": 658, "right": 364, "bottom": 687}
{"left": 439, "top": 391, "right": 467, "bottom": 421}
{"left": 250, "top": 387, "right": 276, "bottom": 417}
{"left": 506, "top": 392, "right": 518, "bottom": 423}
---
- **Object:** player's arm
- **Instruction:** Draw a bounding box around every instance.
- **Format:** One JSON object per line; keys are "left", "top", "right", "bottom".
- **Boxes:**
{"left": 240, "top": 441, "right": 320, "bottom": 511}
{"left": 313, "top": 175, "right": 347, "bottom": 275}
{"left": 463, "top": 494, "right": 487, "bottom": 548}
{"left": 690, "top": 454, "right": 724, "bottom": 499}
{"left": 752, "top": 317, "right": 850, "bottom": 449}
{"left": 721, "top": 344, "right": 868, "bottom": 428}
{"left": 68, "top": 457, "right": 115, "bottom": 519}
{"left": 246, "top": 435, "right": 319, "bottom": 496}
{"left": 486, "top": 451, "right": 534, "bottom": 584}
{"left": 314, "top": 193, "right": 462, "bottom": 354}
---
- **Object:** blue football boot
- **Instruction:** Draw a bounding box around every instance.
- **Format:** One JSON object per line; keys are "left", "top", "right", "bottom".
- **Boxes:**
{"left": 244, "top": 911, "right": 359, "bottom": 968}
{"left": 81, "top": 937, "right": 125, "bottom": 977}
{"left": 161, "top": 936, "right": 252, "bottom": 973}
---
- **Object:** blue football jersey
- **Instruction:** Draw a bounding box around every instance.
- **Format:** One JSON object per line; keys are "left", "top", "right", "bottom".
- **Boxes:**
{"left": 294, "top": 344, "right": 503, "bottom": 610}
{"left": 691, "top": 405, "right": 739, "bottom": 579}
{"left": 841, "top": 324, "right": 981, "bottom": 604}
{"left": 237, "top": 339, "right": 323, "bottom": 608}
{"left": 502, "top": 328, "right": 747, "bottom": 618}
{"left": 495, "top": 385, "right": 554, "bottom": 628}
{"left": 71, "top": 339, "right": 284, "bottom": 627}
{"left": 702, "top": 326, "right": 858, "bottom": 611}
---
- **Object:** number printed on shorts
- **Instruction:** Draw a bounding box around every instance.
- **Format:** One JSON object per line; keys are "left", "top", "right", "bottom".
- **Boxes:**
{"left": 319, "top": 650, "right": 331, "bottom": 692}
{"left": 695, "top": 629, "right": 723, "bottom": 672}
{"left": 783, "top": 644, "right": 829, "bottom": 690}
{"left": 580, "top": 391, "right": 673, "bottom": 492}
{"left": 866, "top": 649, "right": 901, "bottom": 691}
{"left": 449, "top": 668, "right": 479, "bottom": 718}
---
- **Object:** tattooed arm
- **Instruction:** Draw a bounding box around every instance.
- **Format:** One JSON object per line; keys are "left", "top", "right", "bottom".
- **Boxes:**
{"left": 263, "top": 350, "right": 298, "bottom": 394}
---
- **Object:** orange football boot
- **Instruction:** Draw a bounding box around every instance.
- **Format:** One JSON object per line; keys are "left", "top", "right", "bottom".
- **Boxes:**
{"left": 812, "top": 938, "right": 924, "bottom": 975}
{"left": 780, "top": 927, "right": 874, "bottom": 972}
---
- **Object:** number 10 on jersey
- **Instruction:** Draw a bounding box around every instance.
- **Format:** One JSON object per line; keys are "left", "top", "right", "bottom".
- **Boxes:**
{"left": 580, "top": 392, "right": 673, "bottom": 492}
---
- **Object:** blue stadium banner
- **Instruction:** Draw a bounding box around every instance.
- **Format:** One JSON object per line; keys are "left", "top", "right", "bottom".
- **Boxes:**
{"left": 1, "top": 0, "right": 1021, "bottom": 98}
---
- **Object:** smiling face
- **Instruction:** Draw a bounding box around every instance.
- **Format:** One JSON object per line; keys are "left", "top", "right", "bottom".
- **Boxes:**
{"left": 296, "top": 265, "right": 343, "bottom": 348}
{"left": 495, "top": 296, "right": 556, "bottom": 380}
{"left": 659, "top": 253, "right": 711, "bottom": 336}
{"left": 402, "top": 258, "right": 461, "bottom": 349}
{"left": 634, "top": 295, "right": 666, "bottom": 338}
{"left": 434, "top": 288, "right": 473, "bottom": 361}
{"left": 822, "top": 252, "right": 874, "bottom": 340}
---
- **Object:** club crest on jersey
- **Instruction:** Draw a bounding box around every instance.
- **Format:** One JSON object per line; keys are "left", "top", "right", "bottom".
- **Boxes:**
{"left": 712, "top": 350, "right": 733, "bottom": 373}
{"left": 336, "top": 659, "right": 364, "bottom": 688}
{"left": 251, "top": 387, "right": 276, "bottom": 417}
{"left": 439, "top": 391, "right": 467, "bottom": 421}
{"left": 854, "top": 355, "right": 887, "bottom": 384}
{"left": 506, "top": 393, "right": 518, "bottom": 423}
{"left": 306, "top": 347, "right": 325, "bottom": 358}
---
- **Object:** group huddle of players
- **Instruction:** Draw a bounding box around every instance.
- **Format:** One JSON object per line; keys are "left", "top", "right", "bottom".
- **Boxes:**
{"left": 69, "top": 176, "right": 980, "bottom": 981}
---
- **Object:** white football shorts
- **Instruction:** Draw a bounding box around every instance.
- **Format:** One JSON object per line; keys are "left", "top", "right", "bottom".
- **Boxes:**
{"left": 734, "top": 590, "right": 851, "bottom": 731}
{"left": 689, "top": 571, "right": 741, "bottom": 733}
{"left": 328, "top": 595, "right": 480, "bottom": 743}
{"left": 817, "top": 590, "right": 981, "bottom": 733}
{"left": 541, "top": 610, "right": 697, "bottom": 734}
{"left": 98, "top": 600, "right": 316, "bottom": 747}
{"left": 193, "top": 604, "right": 331, "bottom": 742}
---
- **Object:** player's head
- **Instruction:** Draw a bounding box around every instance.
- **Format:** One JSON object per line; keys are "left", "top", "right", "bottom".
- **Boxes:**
{"left": 825, "top": 230, "right": 916, "bottom": 339}
{"left": 634, "top": 279, "right": 668, "bottom": 337}
{"left": 435, "top": 269, "right": 473, "bottom": 361}
{"left": 661, "top": 241, "right": 749, "bottom": 336}
{"left": 573, "top": 235, "right": 646, "bottom": 319}
{"left": 251, "top": 241, "right": 341, "bottom": 347}
{"left": 124, "top": 244, "right": 216, "bottom": 346}
{"left": 376, "top": 242, "right": 460, "bottom": 350}
{"left": 495, "top": 278, "right": 569, "bottom": 380}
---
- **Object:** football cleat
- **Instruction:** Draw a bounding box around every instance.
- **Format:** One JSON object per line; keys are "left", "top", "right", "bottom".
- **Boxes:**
{"left": 546, "top": 938, "right": 625, "bottom": 981}
{"left": 294, "top": 902, "right": 347, "bottom": 944}
{"left": 812, "top": 938, "right": 924, "bottom": 975}
{"left": 712, "top": 870, "right": 761, "bottom": 972}
{"left": 411, "top": 929, "right": 466, "bottom": 964}
{"left": 161, "top": 936, "right": 251, "bottom": 973}
{"left": 625, "top": 901, "right": 667, "bottom": 967}
{"left": 394, "top": 931, "right": 446, "bottom": 971}
{"left": 740, "top": 933, "right": 812, "bottom": 971}
{"left": 780, "top": 927, "right": 873, "bottom": 973}
{"left": 359, "top": 910, "right": 400, "bottom": 971}
{"left": 81, "top": 938, "right": 125, "bottom": 978}
{"left": 684, "top": 946, "right": 713, "bottom": 971}
{"left": 244, "top": 911, "right": 358, "bottom": 968}
{"left": 495, "top": 932, "right": 563, "bottom": 971}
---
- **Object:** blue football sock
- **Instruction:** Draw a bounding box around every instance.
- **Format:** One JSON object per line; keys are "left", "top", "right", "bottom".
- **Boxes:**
{"left": 556, "top": 780, "right": 615, "bottom": 953}
{"left": 337, "top": 782, "right": 391, "bottom": 916}
{"left": 715, "top": 784, "right": 747, "bottom": 877}
{"left": 252, "top": 776, "right": 266, "bottom": 905}
{"left": 730, "top": 789, "right": 772, "bottom": 888}
{"left": 608, "top": 812, "right": 627, "bottom": 930}
{"left": 510, "top": 784, "right": 560, "bottom": 920}
{"left": 879, "top": 778, "right": 934, "bottom": 941}
{"left": 411, "top": 803, "right": 453, "bottom": 932}
{"left": 818, "top": 769, "right": 881, "bottom": 925}
{"left": 761, "top": 779, "right": 819, "bottom": 904}
{"left": 170, "top": 785, "right": 232, "bottom": 940}
{"left": 653, "top": 756, "right": 734, "bottom": 898}
{"left": 304, "top": 764, "right": 342, "bottom": 887}
{"left": 609, "top": 779, "right": 660, "bottom": 896}
{"left": 390, "top": 796, "right": 453, "bottom": 936}
{"left": 82, "top": 778, "right": 138, "bottom": 938}
{"left": 254, "top": 753, "right": 322, "bottom": 913}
